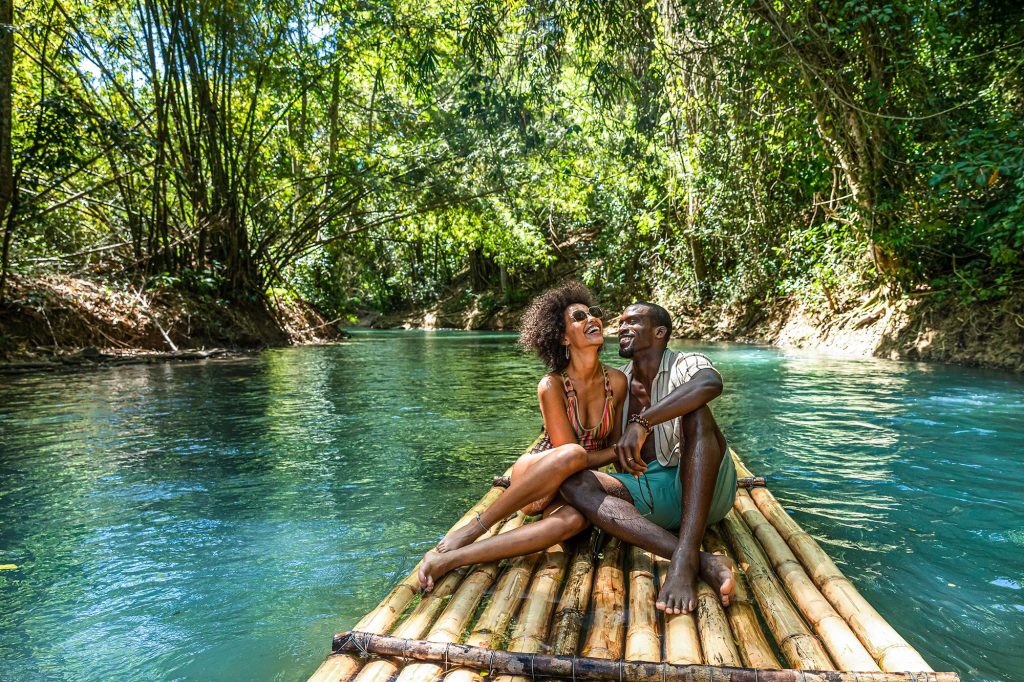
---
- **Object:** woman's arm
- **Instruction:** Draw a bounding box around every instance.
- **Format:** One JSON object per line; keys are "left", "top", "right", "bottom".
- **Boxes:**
{"left": 537, "top": 374, "right": 577, "bottom": 447}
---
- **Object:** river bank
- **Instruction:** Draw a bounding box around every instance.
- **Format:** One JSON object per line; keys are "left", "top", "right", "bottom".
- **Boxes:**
{"left": 2, "top": 274, "right": 1020, "bottom": 374}
{"left": 383, "top": 285, "right": 1024, "bottom": 373}
{"left": 0, "top": 274, "right": 347, "bottom": 372}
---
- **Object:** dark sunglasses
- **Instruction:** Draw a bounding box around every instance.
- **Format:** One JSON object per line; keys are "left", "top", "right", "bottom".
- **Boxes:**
{"left": 570, "top": 306, "right": 604, "bottom": 322}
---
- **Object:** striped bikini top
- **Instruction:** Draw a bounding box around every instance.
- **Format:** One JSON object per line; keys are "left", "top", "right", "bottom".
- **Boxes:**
{"left": 559, "top": 365, "right": 615, "bottom": 451}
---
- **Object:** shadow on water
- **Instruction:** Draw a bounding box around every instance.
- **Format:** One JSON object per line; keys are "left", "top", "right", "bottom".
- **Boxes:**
{"left": 0, "top": 332, "right": 1021, "bottom": 681}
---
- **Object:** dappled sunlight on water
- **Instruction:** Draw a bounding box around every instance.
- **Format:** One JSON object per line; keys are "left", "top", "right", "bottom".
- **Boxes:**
{"left": 0, "top": 333, "right": 1021, "bottom": 681}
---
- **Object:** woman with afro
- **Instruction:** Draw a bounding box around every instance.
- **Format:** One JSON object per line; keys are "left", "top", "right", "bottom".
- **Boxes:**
{"left": 419, "top": 280, "right": 628, "bottom": 591}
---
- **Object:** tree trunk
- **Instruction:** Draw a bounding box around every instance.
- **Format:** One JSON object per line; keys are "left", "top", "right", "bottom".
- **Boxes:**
{"left": 0, "top": 0, "right": 15, "bottom": 302}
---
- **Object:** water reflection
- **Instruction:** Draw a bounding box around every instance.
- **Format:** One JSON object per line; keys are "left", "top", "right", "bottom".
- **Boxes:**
{"left": 0, "top": 334, "right": 1021, "bottom": 681}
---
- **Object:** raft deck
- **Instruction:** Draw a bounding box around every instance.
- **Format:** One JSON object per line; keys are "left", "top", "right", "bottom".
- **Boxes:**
{"left": 310, "top": 448, "right": 958, "bottom": 682}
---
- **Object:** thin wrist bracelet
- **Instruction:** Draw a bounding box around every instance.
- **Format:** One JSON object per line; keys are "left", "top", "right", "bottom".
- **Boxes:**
{"left": 628, "top": 413, "right": 653, "bottom": 433}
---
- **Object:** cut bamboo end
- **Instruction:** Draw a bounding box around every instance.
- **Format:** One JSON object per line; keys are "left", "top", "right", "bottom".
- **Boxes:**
{"left": 549, "top": 529, "right": 599, "bottom": 656}
{"left": 702, "top": 526, "right": 781, "bottom": 670}
{"left": 655, "top": 557, "right": 702, "bottom": 665}
{"left": 625, "top": 547, "right": 660, "bottom": 662}
{"left": 581, "top": 537, "right": 626, "bottom": 660}
{"left": 748, "top": 478, "right": 933, "bottom": 672}
{"left": 721, "top": 509, "right": 835, "bottom": 670}
{"left": 734, "top": 491, "right": 879, "bottom": 672}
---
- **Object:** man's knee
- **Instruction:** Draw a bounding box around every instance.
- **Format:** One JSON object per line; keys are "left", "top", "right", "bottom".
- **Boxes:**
{"left": 560, "top": 470, "right": 600, "bottom": 510}
{"left": 683, "top": 408, "right": 722, "bottom": 445}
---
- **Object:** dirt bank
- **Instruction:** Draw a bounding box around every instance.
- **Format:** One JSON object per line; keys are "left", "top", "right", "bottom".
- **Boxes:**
{"left": 0, "top": 274, "right": 346, "bottom": 372}
{"left": 381, "top": 283, "right": 1024, "bottom": 373}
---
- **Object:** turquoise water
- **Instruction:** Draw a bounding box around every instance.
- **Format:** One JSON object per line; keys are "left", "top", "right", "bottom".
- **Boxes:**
{"left": 0, "top": 332, "right": 1021, "bottom": 681}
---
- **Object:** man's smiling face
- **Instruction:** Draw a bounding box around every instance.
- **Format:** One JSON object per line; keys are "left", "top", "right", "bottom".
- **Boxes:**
{"left": 617, "top": 305, "right": 660, "bottom": 358}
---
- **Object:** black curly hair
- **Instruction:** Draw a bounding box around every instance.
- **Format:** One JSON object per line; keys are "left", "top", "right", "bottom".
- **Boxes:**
{"left": 519, "top": 280, "right": 595, "bottom": 372}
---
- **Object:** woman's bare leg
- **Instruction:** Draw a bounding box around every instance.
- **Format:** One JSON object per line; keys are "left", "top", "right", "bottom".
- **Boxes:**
{"left": 436, "top": 443, "right": 589, "bottom": 552}
{"left": 419, "top": 505, "right": 589, "bottom": 591}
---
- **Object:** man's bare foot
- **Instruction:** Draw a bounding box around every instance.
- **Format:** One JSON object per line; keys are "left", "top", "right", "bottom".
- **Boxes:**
{"left": 657, "top": 551, "right": 700, "bottom": 614}
{"left": 417, "top": 549, "right": 454, "bottom": 592}
{"left": 699, "top": 552, "right": 735, "bottom": 608}
{"left": 435, "top": 522, "right": 483, "bottom": 554}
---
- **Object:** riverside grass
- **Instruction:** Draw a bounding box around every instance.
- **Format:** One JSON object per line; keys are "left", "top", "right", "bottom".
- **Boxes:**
{"left": 310, "top": 445, "right": 956, "bottom": 682}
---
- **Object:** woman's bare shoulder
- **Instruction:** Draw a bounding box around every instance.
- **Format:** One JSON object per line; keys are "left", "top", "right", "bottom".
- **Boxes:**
{"left": 537, "top": 372, "right": 563, "bottom": 395}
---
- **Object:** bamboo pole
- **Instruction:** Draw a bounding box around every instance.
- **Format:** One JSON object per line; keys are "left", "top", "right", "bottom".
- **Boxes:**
{"left": 309, "top": 469, "right": 513, "bottom": 682}
{"left": 396, "top": 516, "right": 527, "bottom": 682}
{"left": 731, "top": 450, "right": 934, "bottom": 672}
{"left": 702, "top": 527, "right": 781, "bottom": 669}
{"left": 549, "top": 529, "right": 599, "bottom": 655}
{"left": 720, "top": 509, "right": 835, "bottom": 670}
{"left": 334, "top": 632, "right": 961, "bottom": 682}
{"left": 655, "top": 557, "right": 702, "bottom": 665}
{"left": 747, "top": 485, "right": 933, "bottom": 673}
{"left": 695, "top": 578, "right": 743, "bottom": 667}
{"left": 351, "top": 563, "right": 470, "bottom": 682}
{"left": 442, "top": 540, "right": 545, "bottom": 682}
{"left": 734, "top": 492, "right": 879, "bottom": 671}
{"left": 625, "top": 547, "right": 660, "bottom": 662}
{"left": 736, "top": 477, "right": 767, "bottom": 489}
{"left": 492, "top": 539, "right": 572, "bottom": 682}
{"left": 581, "top": 537, "right": 626, "bottom": 659}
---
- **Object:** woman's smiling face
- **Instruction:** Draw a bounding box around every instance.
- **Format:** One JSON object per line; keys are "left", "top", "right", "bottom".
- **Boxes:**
{"left": 562, "top": 303, "right": 605, "bottom": 350}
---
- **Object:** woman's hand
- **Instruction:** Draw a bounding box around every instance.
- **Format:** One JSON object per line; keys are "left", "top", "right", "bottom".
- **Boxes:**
{"left": 614, "top": 422, "right": 649, "bottom": 476}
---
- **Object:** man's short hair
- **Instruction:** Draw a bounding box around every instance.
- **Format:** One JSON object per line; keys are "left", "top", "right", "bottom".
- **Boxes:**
{"left": 631, "top": 302, "right": 673, "bottom": 338}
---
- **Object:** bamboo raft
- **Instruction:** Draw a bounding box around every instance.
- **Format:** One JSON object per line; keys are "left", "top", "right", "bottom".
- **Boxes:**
{"left": 309, "top": 446, "right": 958, "bottom": 682}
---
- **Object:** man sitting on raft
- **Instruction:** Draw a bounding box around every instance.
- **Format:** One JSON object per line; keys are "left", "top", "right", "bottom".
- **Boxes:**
{"left": 560, "top": 302, "right": 737, "bottom": 615}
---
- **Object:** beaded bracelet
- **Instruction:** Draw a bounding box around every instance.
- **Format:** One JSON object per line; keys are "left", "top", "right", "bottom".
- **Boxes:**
{"left": 627, "top": 413, "right": 653, "bottom": 433}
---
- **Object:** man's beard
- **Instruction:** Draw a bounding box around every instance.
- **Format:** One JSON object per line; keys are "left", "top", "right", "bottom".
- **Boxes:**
{"left": 618, "top": 345, "right": 635, "bottom": 358}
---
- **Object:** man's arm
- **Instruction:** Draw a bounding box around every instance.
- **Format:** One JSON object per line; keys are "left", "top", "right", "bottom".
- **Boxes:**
{"left": 614, "top": 366, "right": 722, "bottom": 475}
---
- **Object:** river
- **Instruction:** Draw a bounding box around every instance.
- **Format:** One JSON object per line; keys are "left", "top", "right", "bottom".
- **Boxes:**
{"left": 0, "top": 332, "right": 1021, "bottom": 680}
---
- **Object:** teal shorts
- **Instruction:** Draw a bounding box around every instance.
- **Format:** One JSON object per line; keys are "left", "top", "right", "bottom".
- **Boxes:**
{"left": 608, "top": 453, "right": 736, "bottom": 531}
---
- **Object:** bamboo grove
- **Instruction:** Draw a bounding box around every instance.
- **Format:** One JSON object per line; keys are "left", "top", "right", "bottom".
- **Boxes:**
{"left": 0, "top": 0, "right": 1021, "bottom": 317}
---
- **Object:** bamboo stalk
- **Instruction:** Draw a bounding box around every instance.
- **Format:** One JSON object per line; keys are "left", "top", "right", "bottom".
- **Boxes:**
{"left": 442, "top": 539, "right": 545, "bottom": 682}
{"left": 309, "top": 469, "right": 513, "bottom": 682}
{"left": 734, "top": 492, "right": 879, "bottom": 671}
{"left": 625, "top": 547, "right": 660, "bottom": 662}
{"left": 720, "top": 509, "right": 835, "bottom": 670}
{"left": 655, "top": 557, "right": 702, "bottom": 665}
{"left": 695, "top": 578, "right": 743, "bottom": 667}
{"left": 396, "top": 516, "right": 527, "bottom": 682}
{"left": 351, "top": 562, "right": 469, "bottom": 682}
{"left": 549, "top": 528, "right": 599, "bottom": 655}
{"left": 702, "top": 526, "right": 781, "bottom": 670}
{"left": 732, "top": 450, "right": 934, "bottom": 672}
{"left": 581, "top": 537, "right": 626, "bottom": 659}
{"left": 334, "top": 632, "right": 961, "bottom": 682}
{"left": 492, "top": 539, "right": 572, "bottom": 682}
{"left": 736, "top": 477, "right": 767, "bottom": 489}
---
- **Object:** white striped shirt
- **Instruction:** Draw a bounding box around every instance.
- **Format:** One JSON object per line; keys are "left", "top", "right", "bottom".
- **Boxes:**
{"left": 620, "top": 350, "right": 719, "bottom": 467}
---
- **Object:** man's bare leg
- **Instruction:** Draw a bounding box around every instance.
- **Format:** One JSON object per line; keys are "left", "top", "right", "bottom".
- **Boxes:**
{"left": 560, "top": 468, "right": 734, "bottom": 612}
{"left": 658, "top": 406, "right": 731, "bottom": 614}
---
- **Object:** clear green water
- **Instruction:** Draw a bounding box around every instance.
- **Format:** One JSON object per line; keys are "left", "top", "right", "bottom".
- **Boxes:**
{"left": 0, "top": 332, "right": 1021, "bottom": 681}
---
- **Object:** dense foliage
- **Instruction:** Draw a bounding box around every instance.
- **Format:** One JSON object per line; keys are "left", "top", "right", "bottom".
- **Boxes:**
{"left": 1, "top": 0, "right": 1021, "bottom": 319}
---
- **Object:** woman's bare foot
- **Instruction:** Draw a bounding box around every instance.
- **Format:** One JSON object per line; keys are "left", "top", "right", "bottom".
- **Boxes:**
{"left": 418, "top": 549, "right": 455, "bottom": 592}
{"left": 700, "top": 552, "right": 735, "bottom": 607}
{"left": 657, "top": 550, "right": 700, "bottom": 614}
{"left": 435, "top": 521, "right": 484, "bottom": 554}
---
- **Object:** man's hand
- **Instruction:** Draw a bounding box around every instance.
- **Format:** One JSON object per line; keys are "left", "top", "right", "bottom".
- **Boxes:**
{"left": 614, "top": 422, "right": 649, "bottom": 476}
